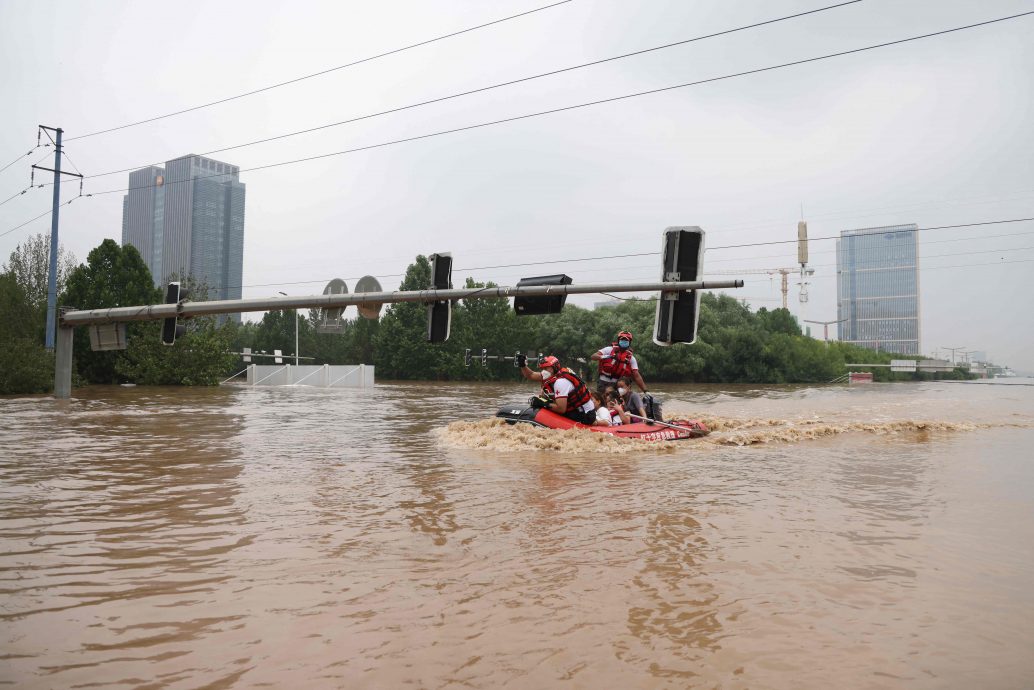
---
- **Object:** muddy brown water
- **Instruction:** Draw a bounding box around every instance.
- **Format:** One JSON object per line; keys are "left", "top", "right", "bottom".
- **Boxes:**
{"left": 2, "top": 380, "right": 1033, "bottom": 689}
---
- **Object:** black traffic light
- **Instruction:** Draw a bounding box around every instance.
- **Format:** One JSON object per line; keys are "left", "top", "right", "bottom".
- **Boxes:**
{"left": 513, "top": 274, "right": 572, "bottom": 315}
{"left": 427, "top": 253, "right": 452, "bottom": 343}
{"left": 654, "top": 226, "right": 704, "bottom": 345}
{"left": 160, "top": 282, "right": 189, "bottom": 345}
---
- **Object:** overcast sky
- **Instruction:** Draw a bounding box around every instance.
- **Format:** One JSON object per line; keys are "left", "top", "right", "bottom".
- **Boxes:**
{"left": 1, "top": 0, "right": 1031, "bottom": 370}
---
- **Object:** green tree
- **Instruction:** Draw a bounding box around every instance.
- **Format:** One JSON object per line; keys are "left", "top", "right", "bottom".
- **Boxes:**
{"left": 2, "top": 232, "right": 78, "bottom": 314}
{"left": 374, "top": 256, "right": 462, "bottom": 379}
{"left": 60, "top": 240, "right": 160, "bottom": 384}
{"left": 756, "top": 307, "right": 802, "bottom": 336}
{"left": 59, "top": 241, "right": 239, "bottom": 386}
{"left": 254, "top": 309, "right": 309, "bottom": 360}
{"left": 115, "top": 275, "right": 239, "bottom": 385}
{"left": 116, "top": 320, "right": 238, "bottom": 385}
{"left": 0, "top": 272, "right": 53, "bottom": 394}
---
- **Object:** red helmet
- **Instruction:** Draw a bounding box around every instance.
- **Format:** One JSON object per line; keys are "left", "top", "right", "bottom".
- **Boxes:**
{"left": 617, "top": 331, "right": 633, "bottom": 343}
{"left": 539, "top": 355, "right": 560, "bottom": 371}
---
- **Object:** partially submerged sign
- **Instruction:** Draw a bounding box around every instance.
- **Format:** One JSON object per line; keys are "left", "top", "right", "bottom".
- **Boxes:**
{"left": 89, "top": 323, "right": 127, "bottom": 351}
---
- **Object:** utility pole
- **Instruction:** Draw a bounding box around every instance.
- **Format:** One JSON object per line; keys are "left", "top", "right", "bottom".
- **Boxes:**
{"left": 278, "top": 291, "right": 300, "bottom": 365}
{"left": 803, "top": 318, "right": 846, "bottom": 342}
{"left": 33, "top": 126, "right": 82, "bottom": 350}
{"left": 941, "top": 346, "right": 966, "bottom": 364}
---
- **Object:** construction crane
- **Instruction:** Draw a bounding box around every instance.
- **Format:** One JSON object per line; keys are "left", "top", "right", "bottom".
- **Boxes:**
{"left": 707, "top": 220, "right": 814, "bottom": 311}
{"left": 705, "top": 266, "right": 814, "bottom": 309}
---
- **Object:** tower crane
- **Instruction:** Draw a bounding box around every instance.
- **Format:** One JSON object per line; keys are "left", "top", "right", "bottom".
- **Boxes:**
{"left": 704, "top": 266, "right": 814, "bottom": 310}
{"left": 706, "top": 220, "right": 814, "bottom": 311}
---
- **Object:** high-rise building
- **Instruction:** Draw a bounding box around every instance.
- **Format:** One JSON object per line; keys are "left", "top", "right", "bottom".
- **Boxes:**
{"left": 121, "top": 155, "right": 245, "bottom": 320}
{"left": 836, "top": 224, "right": 920, "bottom": 355}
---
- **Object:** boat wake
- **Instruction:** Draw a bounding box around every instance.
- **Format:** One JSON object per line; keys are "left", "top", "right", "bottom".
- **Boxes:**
{"left": 437, "top": 415, "right": 1022, "bottom": 453}
{"left": 436, "top": 418, "right": 680, "bottom": 454}
{"left": 699, "top": 416, "right": 994, "bottom": 446}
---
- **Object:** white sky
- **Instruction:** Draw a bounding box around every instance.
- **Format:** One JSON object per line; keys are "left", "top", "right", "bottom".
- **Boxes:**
{"left": 1, "top": 0, "right": 1032, "bottom": 370}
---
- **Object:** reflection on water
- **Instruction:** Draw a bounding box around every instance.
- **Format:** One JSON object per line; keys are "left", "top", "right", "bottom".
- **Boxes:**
{"left": 1, "top": 381, "right": 1033, "bottom": 688}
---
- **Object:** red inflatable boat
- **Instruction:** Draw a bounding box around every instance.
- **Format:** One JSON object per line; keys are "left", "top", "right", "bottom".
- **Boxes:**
{"left": 496, "top": 404, "right": 708, "bottom": 440}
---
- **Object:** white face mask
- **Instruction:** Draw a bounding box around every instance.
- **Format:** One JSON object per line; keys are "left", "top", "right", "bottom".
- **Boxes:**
{"left": 541, "top": 368, "right": 553, "bottom": 378}
{"left": 618, "top": 387, "right": 627, "bottom": 396}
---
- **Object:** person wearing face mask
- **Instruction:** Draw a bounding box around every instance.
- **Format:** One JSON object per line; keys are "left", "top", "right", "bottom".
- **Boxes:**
{"left": 516, "top": 354, "right": 597, "bottom": 425}
{"left": 605, "top": 393, "right": 630, "bottom": 426}
{"left": 616, "top": 376, "right": 647, "bottom": 420}
{"left": 591, "top": 330, "right": 648, "bottom": 396}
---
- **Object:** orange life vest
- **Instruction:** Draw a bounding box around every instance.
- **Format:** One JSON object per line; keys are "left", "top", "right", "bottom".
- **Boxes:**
{"left": 543, "top": 367, "right": 591, "bottom": 409}
{"left": 599, "top": 344, "right": 635, "bottom": 379}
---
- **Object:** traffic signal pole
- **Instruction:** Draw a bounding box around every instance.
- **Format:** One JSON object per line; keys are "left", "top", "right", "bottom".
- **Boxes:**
{"left": 53, "top": 278, "right": 744, "bottom": 398}
{"left": 54, "top": 309, "right": 74, "bottom": 399}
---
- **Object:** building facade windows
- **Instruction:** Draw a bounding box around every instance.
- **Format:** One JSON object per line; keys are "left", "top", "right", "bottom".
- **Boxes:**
{"left": 121, "top": 154, "right": 245, "bottom": 324}
{"left": 836, "top": 224, "right": 920, "bottom": 355}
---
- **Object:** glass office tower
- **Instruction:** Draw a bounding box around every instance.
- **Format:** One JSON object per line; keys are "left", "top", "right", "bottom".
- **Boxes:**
{"left": 836, "top": 224, "right": 920, "bottom": 355}
{"left": 122, "top": 155, "right": 245, "bottom": 322}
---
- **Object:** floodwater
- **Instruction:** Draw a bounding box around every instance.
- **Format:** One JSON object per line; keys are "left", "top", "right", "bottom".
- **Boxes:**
{"left": 2, "top": 380, "right": 1033, "bottom": 689}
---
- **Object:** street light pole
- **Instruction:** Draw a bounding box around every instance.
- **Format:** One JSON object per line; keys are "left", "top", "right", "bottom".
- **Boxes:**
{"left": 803, "top": 318, "right": 846, "bottom": 342}
{"left": 278, "top": 292, "right": 299, "bottom": 365}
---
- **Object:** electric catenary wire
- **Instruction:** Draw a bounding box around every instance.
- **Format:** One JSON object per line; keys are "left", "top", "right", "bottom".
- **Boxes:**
{"left": 0, "top": 145, "right": 42, "bottom": 177}
{"left": 72, "top": 10, "right": 1034, "bottom": 202}
{"left": 79, "top": 0, "right": 863, "bottom": 181}
{"left": 195, "top": 217, "right": 1033, "bottom": 294}
{"left": 64, "top": 0, "right": 575, "bottom": 142}
{"left": 5, "top": 12, "right": 1031, "bottom": 241}
{"left": 0, "top": 201, "right": 75, "bottom": 239}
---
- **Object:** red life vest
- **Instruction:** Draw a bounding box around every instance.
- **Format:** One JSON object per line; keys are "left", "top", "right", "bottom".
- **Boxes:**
{"left": 542, "top": 367, "right": 591, "bottom": 409}
{"left": 599, "top": 344, "right": 635, "bottom": 379}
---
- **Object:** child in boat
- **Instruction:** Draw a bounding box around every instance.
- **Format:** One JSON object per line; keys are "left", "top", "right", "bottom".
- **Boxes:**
{"left": 606, "top": 393, "right": 631, "bottom": 426}
{"left": 590, "top": 391, "right": 612, "bottom": 426}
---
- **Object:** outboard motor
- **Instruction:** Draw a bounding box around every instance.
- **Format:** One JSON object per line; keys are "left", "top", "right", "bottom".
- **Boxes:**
{"left": 642, "top": 393, "right": 663, "bottom": 423}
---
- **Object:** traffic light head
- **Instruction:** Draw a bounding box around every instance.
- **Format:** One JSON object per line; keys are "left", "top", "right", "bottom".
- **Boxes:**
{"left": 161, "top": 282, "right": 190, "bottom": 345}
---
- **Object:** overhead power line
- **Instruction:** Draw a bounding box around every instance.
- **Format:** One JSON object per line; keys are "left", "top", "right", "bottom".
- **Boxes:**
{"left": 225, "top": 254, "right": 1034, "bottom": 303}
{"left": 75, "top": 9, "right": 1034, "bottom": 201}
{"left": 0, "top": 146, "right": 41, "bottom": 177}
{"left": 80, "top": 0, "right": 863, "bottom": 181}
{"left": 64, "top": 0, "right": 575, "bottom": 142}
{"left": 740, "top": 258, "right": 1034, "bottom": 285}
{"left": 198, "top": 217, "right": 1032, "bottom": 294}
{"left": 0, "top": 199, "right": 79, "bottom": 240}
{"left": 5, "top": 13, "right": 1030, "bottom": 243}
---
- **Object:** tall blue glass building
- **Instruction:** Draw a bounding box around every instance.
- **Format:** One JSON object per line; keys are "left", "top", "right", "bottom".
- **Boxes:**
{"left": 122, "top": 155, "right": 245, "bottom": 321}
{"left": 836, "top": 224, "right": 920, "bottom": 355}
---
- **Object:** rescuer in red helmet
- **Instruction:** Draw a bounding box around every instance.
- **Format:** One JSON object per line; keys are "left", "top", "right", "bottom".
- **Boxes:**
{"left": 591, "top": 330, "right": 648, "bottom": 395}
{"left": 516, "top": 354, "right": 596, "bottom": 425}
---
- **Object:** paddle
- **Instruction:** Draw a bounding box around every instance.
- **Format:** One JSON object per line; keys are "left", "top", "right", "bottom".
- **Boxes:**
{"left": 626, "top": 412, "right": 696, "bottom": 432}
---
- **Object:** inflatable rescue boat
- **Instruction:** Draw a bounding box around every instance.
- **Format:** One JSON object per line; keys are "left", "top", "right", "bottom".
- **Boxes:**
{"left": 496, "top": 405, "right": 709, "bottom": 441}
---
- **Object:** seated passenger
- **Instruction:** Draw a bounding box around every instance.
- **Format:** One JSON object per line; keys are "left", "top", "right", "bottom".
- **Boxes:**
{"left": 616, "top": 376, "right": 647, "bottom": 420}
{"left": 590, "top": 391, "right": 612, "bottom": 426}
{"left": 606, "top": 394, "right": 630, "bottom": 426}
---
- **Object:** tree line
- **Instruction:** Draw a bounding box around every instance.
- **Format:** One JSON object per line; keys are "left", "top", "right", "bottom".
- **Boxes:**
{"left": 1, "top": 236, "right": 969, "bottom": 395}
